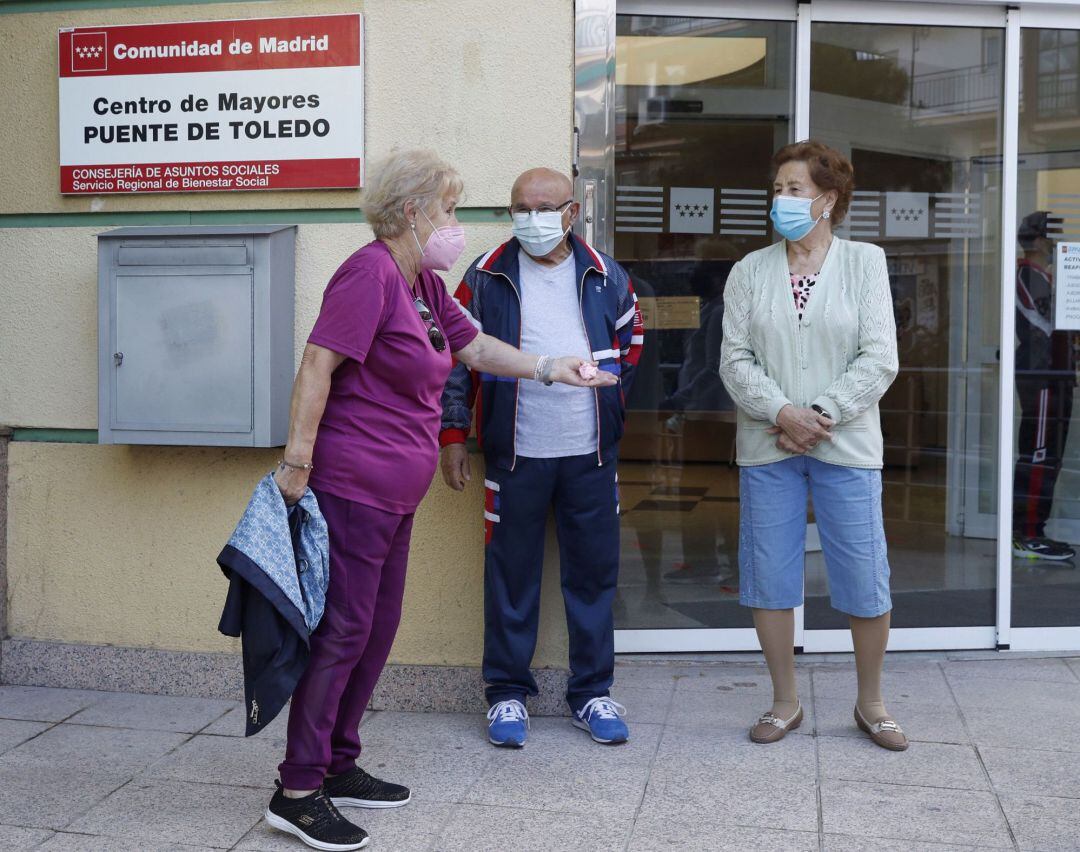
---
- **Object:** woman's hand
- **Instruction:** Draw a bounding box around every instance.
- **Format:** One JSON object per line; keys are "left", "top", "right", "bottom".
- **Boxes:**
{"left": 454, "top": 336, "right": 617, "bottom": 387}
{"left": 440, "top": 443, "right": 472, "bottom": 491}
{"left": 767, "top": 427, "right": 809, "bottom": 454}
{"left": 548, "top": 356, "right": 618, "bottom": 387}
{"left": 273, "top": 464, "right": 311, "bottom": 506}
{"left": 770, "top": 404, "right": 834, "bottom": 453}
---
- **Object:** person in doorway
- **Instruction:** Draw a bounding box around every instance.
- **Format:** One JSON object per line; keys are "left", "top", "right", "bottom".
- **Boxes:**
{"left": 439, "top": 167, "right": 644, "bottom": 748}
{"left": 1012, "top": 210, "right": 1078, "bottom": 562}
{"left": 719, "top": 140, "right": 906, "bottom": 751}
{"left": 265, "top": 150, "right": 616, "bottom": 852}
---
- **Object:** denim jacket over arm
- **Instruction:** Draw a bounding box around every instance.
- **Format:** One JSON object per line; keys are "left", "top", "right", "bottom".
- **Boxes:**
{"left": 217, "top": 474, "right": 329, "bottom": 735}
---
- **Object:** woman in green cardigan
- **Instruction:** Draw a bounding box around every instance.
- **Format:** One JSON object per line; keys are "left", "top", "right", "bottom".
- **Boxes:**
{"left": 719, "top": 140, "right": 906, "bottom": 751}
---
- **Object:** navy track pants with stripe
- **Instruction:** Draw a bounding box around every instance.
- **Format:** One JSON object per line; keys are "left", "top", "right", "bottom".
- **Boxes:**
{"left": 481, "top": 453, "right": 620, "bottom": 715}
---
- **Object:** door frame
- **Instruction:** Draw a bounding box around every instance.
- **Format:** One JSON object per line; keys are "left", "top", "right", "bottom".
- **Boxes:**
{"left": 1007, "top": 3, "right": 1080, "bottom": 650}
{"left": 582, "top": 0, "right": 1079, "bottom": 654}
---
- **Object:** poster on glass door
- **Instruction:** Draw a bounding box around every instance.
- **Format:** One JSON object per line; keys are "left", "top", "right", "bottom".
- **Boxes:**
{"left": 1054, "top": 243, "right": 1080, "bottom": 331}
{"left": 57, "top": 14, "right": 363, "bottom": 194}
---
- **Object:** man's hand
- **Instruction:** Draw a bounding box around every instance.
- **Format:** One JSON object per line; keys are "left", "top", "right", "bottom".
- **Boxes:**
{"left": 771, "top": 404, "right": 834, "bottom": 453}
{"left": 273, "top": 464, "right": 310, "bottom": 506}
{"left": 441, "top": 443, "right": 471, "bottom": 491}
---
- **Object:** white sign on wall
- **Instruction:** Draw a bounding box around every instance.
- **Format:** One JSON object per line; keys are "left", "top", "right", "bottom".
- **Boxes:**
{"left": 58, "top": 14, "right": 363, "bottom": 194}
{"left": 1054, "top": 242, "right": 1080, "bottom": 331}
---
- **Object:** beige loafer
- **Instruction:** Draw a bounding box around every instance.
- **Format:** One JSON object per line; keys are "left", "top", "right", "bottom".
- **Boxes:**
{"left": 749, "top": 702, "right": 803, "bottom": 744}
{"left": 854, "top": 705, "right": 909, "bottom": 751}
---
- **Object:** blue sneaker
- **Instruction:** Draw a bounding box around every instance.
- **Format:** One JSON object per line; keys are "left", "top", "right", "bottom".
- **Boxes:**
{"left": 572, "top": 697, "right": 629, "bottom": 744}
{"left": 486, "top": 699, "right": 529, "bottom": 748}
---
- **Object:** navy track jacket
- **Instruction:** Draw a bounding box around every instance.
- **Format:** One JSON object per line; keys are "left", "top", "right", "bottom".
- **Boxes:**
{"left": 439, "top": 234, "right": 645, "bottom": 470}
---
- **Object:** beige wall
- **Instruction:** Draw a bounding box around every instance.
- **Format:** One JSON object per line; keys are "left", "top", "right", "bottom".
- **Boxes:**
{"left": 0, "top": 222, "right": 510, "bottom": 429}
{"left": 0, "top": 0, "right": 572, "bottom": 213}
{"left": 3, "top": 219, "right": 574, "bottom": 665}
{"left": 1, "top": 0, "right": 577, "bottom": 668}
{"left": 6, "top": 441, "right": 571, "bottom": 664}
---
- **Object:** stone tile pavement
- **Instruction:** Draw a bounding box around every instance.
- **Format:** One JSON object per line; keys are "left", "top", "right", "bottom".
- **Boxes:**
{"left": 0, "top": 653, "right": 1079, "bottom": 851}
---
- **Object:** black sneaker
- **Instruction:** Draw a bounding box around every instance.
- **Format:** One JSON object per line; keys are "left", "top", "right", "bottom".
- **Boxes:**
{"left": 325, "top": 766, "right": 411, "bottom": 809}
{"left": 1013, "top": 536, "right": 1076, "bottom": 562}
{"left": 264, "top": 782, "right": 370, "bottom": 851}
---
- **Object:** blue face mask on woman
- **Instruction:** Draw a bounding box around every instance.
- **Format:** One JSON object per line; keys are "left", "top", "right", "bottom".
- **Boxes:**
{"left": 770, "top": 193, "right": 825, "bottom": 242}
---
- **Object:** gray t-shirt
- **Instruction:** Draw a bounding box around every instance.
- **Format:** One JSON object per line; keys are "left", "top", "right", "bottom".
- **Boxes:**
{"left": 516, "top": 250, "right": 598, "bottom": 458}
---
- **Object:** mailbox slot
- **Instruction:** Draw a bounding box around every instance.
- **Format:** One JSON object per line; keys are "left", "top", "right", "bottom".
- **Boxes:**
{"left": 117, "top": 242, "right": 250, "bottom": 267}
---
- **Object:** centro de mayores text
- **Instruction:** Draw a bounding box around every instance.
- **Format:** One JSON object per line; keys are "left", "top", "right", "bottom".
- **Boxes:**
{"left": 84, "top": 93, "right": 327, "bottom": 144}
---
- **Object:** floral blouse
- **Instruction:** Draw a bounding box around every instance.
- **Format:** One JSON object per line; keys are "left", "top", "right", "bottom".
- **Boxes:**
{"left": 790, "top": 273, "right": 819, "bottom": 320}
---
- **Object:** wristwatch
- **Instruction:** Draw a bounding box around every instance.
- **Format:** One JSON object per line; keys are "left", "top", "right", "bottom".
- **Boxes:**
{"left": 811, "top": 404, "right": 832, "bottom": 420}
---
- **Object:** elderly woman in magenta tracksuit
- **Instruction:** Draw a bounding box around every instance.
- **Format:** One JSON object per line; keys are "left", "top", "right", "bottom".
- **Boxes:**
{"left": 719, "top": 139, "right": 906, "bottom": 752}
{"left": 263, "top": 149, "right": 615, "bottom": 852}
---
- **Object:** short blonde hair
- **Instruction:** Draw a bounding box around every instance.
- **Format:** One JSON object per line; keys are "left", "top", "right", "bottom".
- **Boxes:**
{"left": 361, "top": 149, "right": 464, "bottom": 239}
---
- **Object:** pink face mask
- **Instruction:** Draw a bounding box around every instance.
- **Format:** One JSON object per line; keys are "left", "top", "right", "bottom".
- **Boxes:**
{"left": 413, "top": 209, "right": 466, "bottom": 271}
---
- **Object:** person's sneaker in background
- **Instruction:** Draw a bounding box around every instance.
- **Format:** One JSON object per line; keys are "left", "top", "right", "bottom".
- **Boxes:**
{"left": 662, "top": 562, "right": 729, "bottom": 584}
{"left": 1013, "top": 536, "right": 1076, "bottom": 562}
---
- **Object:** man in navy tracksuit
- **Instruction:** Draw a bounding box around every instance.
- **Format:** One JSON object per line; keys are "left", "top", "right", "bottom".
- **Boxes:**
{"left": 439, "top": 168, "right": 644, "bottom": 747}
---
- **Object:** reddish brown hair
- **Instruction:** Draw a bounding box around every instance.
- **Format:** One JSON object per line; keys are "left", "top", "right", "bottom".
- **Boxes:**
{"left": 771, "top": 140, "right": 854, "bottom": 226}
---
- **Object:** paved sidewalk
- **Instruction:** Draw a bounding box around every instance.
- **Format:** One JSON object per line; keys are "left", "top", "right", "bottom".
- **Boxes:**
{"left": 1, "top": 653, "right": 1079, "bottom": 851}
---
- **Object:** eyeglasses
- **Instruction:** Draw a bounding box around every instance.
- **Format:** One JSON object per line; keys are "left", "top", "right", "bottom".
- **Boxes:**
{"left": 413, "top": 296, "right": 446, "bottom": 352}
{"left": 507, "top": 199, "right": 574, "bottom": 217}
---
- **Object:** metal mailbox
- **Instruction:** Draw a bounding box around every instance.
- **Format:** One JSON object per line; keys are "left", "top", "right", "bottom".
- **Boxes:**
{"left": 97, "top": 225, "right": 296, "bottom": 446}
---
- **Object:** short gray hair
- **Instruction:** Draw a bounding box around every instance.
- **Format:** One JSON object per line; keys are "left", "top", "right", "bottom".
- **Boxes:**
{"left": 361, "top": 149, "right": 464, "bottom": 239}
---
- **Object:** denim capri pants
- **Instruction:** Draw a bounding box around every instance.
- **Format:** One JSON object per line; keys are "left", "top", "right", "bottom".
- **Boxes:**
{"left": 739, "top": 455, "right": 892, "bottom": 617}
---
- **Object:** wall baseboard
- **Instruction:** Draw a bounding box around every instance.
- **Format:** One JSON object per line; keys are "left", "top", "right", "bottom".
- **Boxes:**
{"left": 0, "top": 639, "right": 574, "bottom": 716}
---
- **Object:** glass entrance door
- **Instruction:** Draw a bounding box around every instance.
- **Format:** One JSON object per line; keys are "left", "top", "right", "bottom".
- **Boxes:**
{"left": 803, "top": 18, "right": 1005, "bottom": 649}
{"left": 606, "top": 10, "right": 796, "bottom": 650}
{"left": 578, "top": 0, "right": 1012, "bottom": 652}
{"left": 1010, "top": 21, "right": 1080, "bottom": 640}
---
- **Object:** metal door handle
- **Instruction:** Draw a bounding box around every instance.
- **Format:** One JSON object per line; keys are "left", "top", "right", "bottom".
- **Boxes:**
{"left": 113, "top": 352, "right": 124, "bottom": 367}
{"left": 583, "top": 179, "right": 596, "bottom": 246}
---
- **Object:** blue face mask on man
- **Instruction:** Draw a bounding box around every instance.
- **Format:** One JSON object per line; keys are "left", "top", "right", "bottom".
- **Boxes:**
{"left": 511, "top": 202, "right": 573, "bottom": 257}
{"left": 770, "top": 193, "right": 826, "bottom": 242}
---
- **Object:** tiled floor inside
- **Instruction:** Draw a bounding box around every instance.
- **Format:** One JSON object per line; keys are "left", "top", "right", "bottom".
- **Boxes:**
{"left": 2, "top": 653, "right": 1080, "bottom": 850}
{"left": 614, "top": 458, "right": 1080, "bottom": 631}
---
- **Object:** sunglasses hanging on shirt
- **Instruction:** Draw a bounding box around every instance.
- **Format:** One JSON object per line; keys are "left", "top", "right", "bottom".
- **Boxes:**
{"left": 413, "top": 296, "right": 446, "bottom": 352}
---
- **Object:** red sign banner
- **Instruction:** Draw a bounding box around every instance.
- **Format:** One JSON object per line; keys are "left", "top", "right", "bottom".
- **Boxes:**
{"left": 58, "top": 14, "right": 364, "bottom": 194}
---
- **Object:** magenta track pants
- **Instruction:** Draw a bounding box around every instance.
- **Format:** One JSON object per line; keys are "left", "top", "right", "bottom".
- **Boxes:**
{"left": 278, "top": 489, "right": 414, "bottom": 790}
